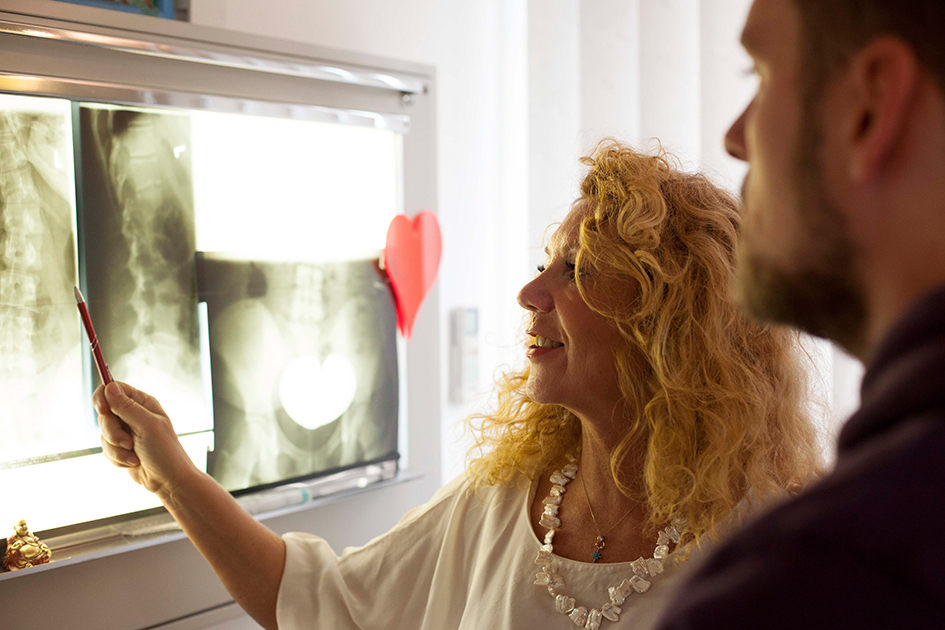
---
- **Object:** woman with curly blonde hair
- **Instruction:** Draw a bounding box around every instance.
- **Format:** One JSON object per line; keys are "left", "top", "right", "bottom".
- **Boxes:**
{"left": 470, "top": 139, "right": 821, "bottom": 536}
{"left": 95, "top": 139, "right": 822, "bottom": 630}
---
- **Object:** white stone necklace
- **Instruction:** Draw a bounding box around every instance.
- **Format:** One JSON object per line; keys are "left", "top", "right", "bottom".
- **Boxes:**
{"left": 534, "top": 459, "right": 686, "bottom": 628}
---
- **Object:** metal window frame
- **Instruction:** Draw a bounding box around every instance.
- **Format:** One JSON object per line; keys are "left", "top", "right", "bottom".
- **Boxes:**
{"left": 0, "top": 17, "right": 428, "bottom": 95}
{"left": 0, "top": 71, "right": 411, "bottom": 131}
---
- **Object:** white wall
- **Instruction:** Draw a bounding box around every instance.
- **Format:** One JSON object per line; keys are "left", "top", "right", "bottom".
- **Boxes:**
{"left": 579, "top": 0, "right": 639, "bottom": 149}
{"left": 637, "top": 0, "right": 702, "bottom": 165}
{"left": 528, "top": 0, "right": 582, "bottom": 264}
{"left": 580, "top": 0, "right": 743, "bottom": 177}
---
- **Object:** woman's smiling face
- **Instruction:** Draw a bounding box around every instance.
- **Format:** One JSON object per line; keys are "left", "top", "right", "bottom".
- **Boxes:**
{"left": 517, "top": 202, "right": 628, "bottom": 419}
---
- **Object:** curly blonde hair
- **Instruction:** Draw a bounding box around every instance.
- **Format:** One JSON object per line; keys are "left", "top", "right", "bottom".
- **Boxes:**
{"left": 466, "top": 139, "right": 823, "bottom": 540}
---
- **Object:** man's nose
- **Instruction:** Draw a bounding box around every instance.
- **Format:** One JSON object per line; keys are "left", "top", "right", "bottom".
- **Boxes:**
{"left": 725, "top": 101, "right": 751, "bottom": 161}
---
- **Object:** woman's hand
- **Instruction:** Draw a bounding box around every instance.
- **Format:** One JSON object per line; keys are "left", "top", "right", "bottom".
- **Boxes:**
{"left": 93, "top": 381, "right": 285, "bottom": 629}
{"left": 94, "top": 381, "right": 199, "bottom": 499}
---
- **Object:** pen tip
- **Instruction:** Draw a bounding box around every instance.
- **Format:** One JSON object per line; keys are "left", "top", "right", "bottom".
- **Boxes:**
{"left": 74, "top": 286, "right": 83, "bottom": 303}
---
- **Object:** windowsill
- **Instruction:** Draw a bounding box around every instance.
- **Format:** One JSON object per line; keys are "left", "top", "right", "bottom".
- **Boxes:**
{"left": 0, "top": 464, "right": 421, "bottom": 582}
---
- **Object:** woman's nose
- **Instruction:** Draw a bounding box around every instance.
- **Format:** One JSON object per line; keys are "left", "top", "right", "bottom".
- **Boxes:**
{"left": 517, "top": 275, "right": 553, "bottom": 313}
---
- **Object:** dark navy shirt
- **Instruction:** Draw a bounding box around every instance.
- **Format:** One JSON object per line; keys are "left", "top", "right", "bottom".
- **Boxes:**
{"left": 656, "top": 286, "right": 945, "bottom": 629}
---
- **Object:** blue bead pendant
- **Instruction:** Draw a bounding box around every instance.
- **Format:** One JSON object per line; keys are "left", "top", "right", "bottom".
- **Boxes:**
{"left": 592, "top": 535, "right": 605, "bottom": 563}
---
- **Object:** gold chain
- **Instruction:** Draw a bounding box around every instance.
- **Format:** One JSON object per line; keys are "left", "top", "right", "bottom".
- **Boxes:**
{"left": 579, "top": 471, "right": 636, "bottom": 563}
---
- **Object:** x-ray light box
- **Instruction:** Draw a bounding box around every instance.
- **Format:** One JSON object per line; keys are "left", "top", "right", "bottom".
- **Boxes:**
{"left": 0, "top": 89, "right": 404, "bottom": 535}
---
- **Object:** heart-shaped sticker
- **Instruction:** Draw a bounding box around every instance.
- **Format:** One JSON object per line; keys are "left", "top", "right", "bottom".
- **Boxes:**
{"left": 384, "top": 211, "right": 442, "bottom": 339}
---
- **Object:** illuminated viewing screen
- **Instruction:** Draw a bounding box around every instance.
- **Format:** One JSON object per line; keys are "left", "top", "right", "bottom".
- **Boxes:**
{"left": 0, "top": 93, "right": 403, "bottom": 533}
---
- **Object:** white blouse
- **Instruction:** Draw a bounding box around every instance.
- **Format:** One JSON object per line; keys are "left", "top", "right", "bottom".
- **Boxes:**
{"left": 276, "top": 474, "right": 756, "bottom": 630}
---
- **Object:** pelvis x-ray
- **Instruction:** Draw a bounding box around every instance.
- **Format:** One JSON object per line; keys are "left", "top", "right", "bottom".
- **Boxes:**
{"left": 0, "top": 96, "right": 85, "bottom": 462}
{"left": 80, "top": 107, "right": 208, "bottom": 434}
{"left": 198, "top": 255, "right": 398, "bottom": 491}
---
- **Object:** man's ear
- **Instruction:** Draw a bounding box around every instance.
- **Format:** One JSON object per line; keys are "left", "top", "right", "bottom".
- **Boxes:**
{"left": 848, "top": 37, "right": 920, "bottom": 182}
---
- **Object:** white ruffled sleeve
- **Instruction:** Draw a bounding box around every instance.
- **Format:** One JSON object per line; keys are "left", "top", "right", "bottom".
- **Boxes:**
{"left": 275, "top": 475, "right": 471, "bottom": 630}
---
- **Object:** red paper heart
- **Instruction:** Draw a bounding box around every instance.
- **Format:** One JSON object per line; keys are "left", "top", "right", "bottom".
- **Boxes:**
{"left": 384, "top": 211, "right": 442, "bottom": 339}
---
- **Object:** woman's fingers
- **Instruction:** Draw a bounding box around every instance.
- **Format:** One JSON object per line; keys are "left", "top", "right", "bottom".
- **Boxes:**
{"left": 100, "top": 435, "right": 140, "bottom": 467}
{"left": 92, "top": 384, "right": 106, "bottom": 412}
{"left": 102, "top": 381, "right": 166, "bottom": 437}
{"left": 97, "top": 403, "right": 135, "bottom": 450}
{"left": 92, "top": 385, "right": 134, "bottom": 450}
{"left": 94, "top": 384, "right": 134, "bottom": 448}
{"left": 108, "top": 381, "right": 167, "bottom": 417}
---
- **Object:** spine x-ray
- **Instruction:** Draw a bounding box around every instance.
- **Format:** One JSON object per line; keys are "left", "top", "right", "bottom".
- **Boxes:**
{"left": 80, "top": 107, "right": 209, "bottom": 436}
{"left": 0, "top": 95, "right": 85, "bottom": 464}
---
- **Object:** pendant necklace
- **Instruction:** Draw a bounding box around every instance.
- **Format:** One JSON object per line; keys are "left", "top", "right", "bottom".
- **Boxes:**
{"left": 580, "top": 471, "right": 635, "bottom": 563}
{"left": 534, "top": 457, "right": 687, "bottom": 628}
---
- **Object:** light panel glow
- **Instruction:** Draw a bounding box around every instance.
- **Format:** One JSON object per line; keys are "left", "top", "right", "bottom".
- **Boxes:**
{"left": 279, "top": 354, "right": 357, "bottom": 430}
{"left": 191, "top": 111, "right": 401, "bottom": 263}
{"left": 0, "top": 432, "right": 213, "bottom": 533}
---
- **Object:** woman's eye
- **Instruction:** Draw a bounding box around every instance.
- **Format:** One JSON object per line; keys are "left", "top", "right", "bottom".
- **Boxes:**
{"left": 565, "top": 260, "right": 588, "bottom": 280}
{"left": 535, "top": 261, "right": 581, "bottom": 278}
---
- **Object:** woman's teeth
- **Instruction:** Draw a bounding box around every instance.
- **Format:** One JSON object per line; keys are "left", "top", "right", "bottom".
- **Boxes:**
{"left": 534, "top": 335, "right": 564, "bottom": 349}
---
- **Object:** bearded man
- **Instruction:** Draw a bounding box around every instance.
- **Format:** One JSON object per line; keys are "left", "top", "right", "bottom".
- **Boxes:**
{"left": 658, "top": 0, "right": 945, "bottom": 627}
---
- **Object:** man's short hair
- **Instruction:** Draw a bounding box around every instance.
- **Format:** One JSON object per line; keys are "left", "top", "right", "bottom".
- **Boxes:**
{"left": 793, "top": 1, "right": 945, "bottom": 96}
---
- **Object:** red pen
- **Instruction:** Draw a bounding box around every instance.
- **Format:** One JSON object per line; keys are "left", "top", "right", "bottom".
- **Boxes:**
{"left": 74, "top": 286, "right": 113, "bottom": 386}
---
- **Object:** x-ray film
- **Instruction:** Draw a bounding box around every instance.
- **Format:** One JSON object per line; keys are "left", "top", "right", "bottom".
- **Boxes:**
{"left": 0, "top": 94, "right": 86, "bottom": 465}
{"left": 79, "top": 106, "right": 210, "bottom": 436}
{"left": 198, "top": 254, "right": 398, "bottom": 491}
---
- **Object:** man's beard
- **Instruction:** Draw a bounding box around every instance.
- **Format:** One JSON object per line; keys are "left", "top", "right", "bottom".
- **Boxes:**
{"left": 733, "top": 114, "right": 868, "bottom": 355}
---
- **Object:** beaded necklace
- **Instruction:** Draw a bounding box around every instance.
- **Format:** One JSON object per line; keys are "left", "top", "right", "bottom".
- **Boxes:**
{"left": 533, "top": 459, "right": 686, "bottom": 628}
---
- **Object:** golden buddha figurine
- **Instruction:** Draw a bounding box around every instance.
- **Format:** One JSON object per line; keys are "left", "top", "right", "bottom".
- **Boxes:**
{"left": 4, "top": 519, "right": 51, "bottom": 571}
